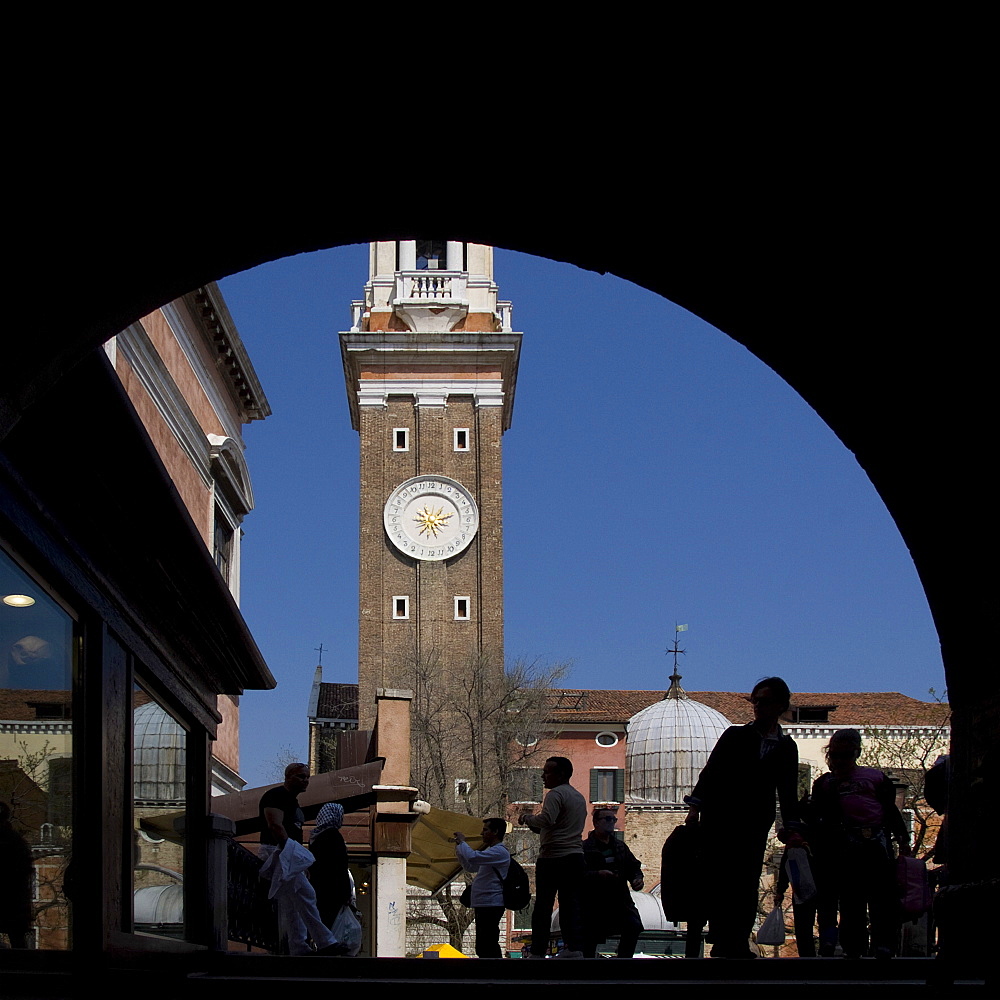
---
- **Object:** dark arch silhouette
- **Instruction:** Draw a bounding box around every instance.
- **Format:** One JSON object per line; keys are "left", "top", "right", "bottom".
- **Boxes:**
{"left": 3, "top": 168, "right": 993, "bottom": 965}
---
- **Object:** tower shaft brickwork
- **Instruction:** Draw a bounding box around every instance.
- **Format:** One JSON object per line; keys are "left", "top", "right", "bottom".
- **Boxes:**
{"left": 341, "top": 240, "right": 520, "bottom": 735}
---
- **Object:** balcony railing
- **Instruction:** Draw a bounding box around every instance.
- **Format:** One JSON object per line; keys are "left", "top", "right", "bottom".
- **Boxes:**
{"left": 395, "top": 270, "right": 468, "bottom": 304}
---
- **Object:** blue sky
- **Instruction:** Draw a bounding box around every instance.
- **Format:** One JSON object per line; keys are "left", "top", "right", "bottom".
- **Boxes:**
{"left": 219, "top": 246, "right": 944, "bottom": 788}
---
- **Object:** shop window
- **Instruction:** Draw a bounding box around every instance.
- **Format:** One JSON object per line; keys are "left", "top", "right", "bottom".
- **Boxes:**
{"left": 1, "top": 546, "right": 76, "bottom": 950}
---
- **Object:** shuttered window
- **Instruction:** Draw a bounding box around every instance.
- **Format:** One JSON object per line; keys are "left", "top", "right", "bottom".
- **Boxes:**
{"left": 590, "top": 768, "right": 624, "bottom": 803}
{"left": 511, "top": 768, "right": 544, "bottom": 803}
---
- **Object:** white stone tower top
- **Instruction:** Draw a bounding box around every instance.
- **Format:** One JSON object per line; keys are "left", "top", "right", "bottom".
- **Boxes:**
{"left": 349, "top": 240, "right": 512, "bottom": 336}
{"left": 340, "top": 240, "right": 520, "bottom": 432}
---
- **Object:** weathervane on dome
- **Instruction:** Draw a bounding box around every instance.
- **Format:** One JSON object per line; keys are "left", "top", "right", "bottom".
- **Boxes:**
{"left": 665, "top": 623, "right": 688, "bottom": 699}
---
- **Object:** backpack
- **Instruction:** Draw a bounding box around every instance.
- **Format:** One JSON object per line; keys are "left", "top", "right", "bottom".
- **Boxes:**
{"left": 502, "top": 856, "right": 531, "bottom": 911}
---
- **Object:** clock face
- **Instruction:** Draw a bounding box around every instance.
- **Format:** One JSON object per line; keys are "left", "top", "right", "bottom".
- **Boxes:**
{"left": 383, "top": 476, "right": 479, "bottom": 562}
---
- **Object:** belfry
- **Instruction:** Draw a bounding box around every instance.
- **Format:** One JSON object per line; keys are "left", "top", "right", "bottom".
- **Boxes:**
{"left": 340, "top": 240, "right": 521, "bottom": 731}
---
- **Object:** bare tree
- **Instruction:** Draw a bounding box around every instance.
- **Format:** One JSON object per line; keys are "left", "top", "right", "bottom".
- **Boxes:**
{"left": 406, "top": 882, "right": 471, "bottom": 952}
{"left": 270, "top": 743, "right": 307, "bottom": 783}
{"left": 408, "top": 652, "right": 569, "bottom": 817}
{"left": 404, "top": 652, "right": 569, "bottom": 949}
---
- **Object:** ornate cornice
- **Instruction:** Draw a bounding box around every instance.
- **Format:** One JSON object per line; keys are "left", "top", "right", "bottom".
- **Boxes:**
{"left": 340, "top": 331, "right": 521, "bottom": 431}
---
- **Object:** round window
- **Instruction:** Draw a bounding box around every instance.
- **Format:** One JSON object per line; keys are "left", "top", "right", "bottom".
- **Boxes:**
{"left": 595, "top": 731, "right": 619, "bottom": 747}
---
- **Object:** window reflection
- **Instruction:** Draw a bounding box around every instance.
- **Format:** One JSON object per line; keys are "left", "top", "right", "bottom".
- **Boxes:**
{"left": 0, "top": 548, "right": 74, "bottom": 949}
{"left": 132, "top": 684, "right": 187, "bottom": 940}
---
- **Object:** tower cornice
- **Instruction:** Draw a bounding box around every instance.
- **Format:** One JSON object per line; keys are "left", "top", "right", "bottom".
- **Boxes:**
{"left": 339, "top": 330, "right": 521, "bottom": 432}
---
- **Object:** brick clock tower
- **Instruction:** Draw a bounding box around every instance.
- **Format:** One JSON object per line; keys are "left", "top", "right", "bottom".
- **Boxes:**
{"left": 340, "top": 240, "right": 521, "bottom": 730}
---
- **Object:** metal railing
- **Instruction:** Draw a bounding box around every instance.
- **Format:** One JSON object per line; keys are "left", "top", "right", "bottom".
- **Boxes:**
{"left": 226, "top": 838, "right": 277, "bottom": 951}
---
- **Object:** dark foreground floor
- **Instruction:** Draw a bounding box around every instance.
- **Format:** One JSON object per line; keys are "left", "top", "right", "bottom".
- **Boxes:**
{"left": 0, "top": 952, "right": 990, "bottom": 999}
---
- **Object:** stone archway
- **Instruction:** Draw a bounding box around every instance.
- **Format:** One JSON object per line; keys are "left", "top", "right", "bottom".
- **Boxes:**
{"left": 4, "top": 179, "right": 993, "bottom": 959}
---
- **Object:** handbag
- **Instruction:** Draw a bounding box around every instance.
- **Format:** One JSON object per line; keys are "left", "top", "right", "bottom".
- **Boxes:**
{"left": 659, "top": 824, "right": 703, "bottom": 922}
{"left": 897, "top": 854, "right": 932, "bottom": 918}
{"left": 756, "top": 905, "right": 786, "bottom": 946}
{"left": 330, "top": 904, "right": 363, "bottom": 956}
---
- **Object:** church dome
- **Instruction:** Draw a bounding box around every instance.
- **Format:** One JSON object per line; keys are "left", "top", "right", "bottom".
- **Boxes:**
{"left": 133, "top": 699, "right": 186, "bottom": 804}
{"left": 626, "top": 671, "right": 731, "bottom": 805}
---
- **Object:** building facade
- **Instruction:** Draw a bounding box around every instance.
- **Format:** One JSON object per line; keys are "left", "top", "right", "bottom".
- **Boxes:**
{"left": 1, "top": 286, "right": 273, "bottom": 954}
{"left": 107, "top": 283, "right": 270, "bottom": 796}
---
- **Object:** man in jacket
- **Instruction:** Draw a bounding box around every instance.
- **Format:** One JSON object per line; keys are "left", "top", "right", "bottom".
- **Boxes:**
{"left": 581, "top": 807, "right": 645, "bottom": 957}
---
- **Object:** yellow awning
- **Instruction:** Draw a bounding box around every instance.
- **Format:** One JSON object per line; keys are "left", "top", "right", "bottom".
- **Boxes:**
{"left": 406, "top": 807, "right": 486, "bottom": 893}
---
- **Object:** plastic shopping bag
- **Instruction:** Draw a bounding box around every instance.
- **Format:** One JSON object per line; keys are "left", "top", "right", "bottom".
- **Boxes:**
{"left": 785, "top": 846, "right": 817, "bottom": 905}
{"left": 330, "top": 904, "right": 363, "bottom": 956}
{"left": 756, "top": 905, "right": 786, "bottom": 946}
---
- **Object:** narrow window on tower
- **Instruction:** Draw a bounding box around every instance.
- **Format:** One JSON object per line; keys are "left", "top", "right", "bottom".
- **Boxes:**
{"left": 392, "top": 596, "right": 409, "bottom": 620}
{"left": 393, "top": 428, "right": 409, "bottom": 452}
{"left": 454, "top": 428, "right": 469, "bottom": 452}
{"left": 454, "top": 597, "right": 470, "bottom": 620}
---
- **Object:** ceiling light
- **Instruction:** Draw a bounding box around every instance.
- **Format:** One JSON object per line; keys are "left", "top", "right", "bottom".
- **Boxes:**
{"left": 3, "top": 594, "right": 35, "bottom": 607}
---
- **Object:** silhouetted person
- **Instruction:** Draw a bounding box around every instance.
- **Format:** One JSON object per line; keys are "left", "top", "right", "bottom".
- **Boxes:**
{"left": 454, "top": 818, "right": 510, "bottom": 957}
{"left": 581, "top": 807, "right": 644, "bottom": 957}
{"left": 684, "top": 677, "right": 800, "bottom": 959}
{"left": 310, "top": 802, "right": 352, "bottom": 930}
{"left": 0, "top": 801, "right": 32, "bottom": 949}
{"left": 811, "top": 728, "right": 910, "bottom": 960}
{"left": 520, "top": 756, "right": 587, "bottom": 958}
{"left": 774, "top": 797, "right": 837, "bottom": 957}
{"left": 258, "top": 762, "right": 335, "bottom": 955}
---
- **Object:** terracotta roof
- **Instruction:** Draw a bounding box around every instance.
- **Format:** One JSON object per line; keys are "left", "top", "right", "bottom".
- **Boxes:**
{"left": 304, "top": 682, "right": 947, "bottom": 729}
{"left": 0, "top": 688, "right": 73, "bottom": 720}
{"left": 314, "top": 682, "right": 359, "bottom": 721}
{"left": 545, "top": 689, "right": 949, "bottom": 728}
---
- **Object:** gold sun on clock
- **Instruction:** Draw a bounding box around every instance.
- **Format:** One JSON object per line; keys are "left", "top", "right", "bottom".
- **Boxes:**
{"left": 384, "top": 475, "right": 480, "bottom": 561}
{"left": 413, "top": 505, "right": 453, "bottom": 538}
